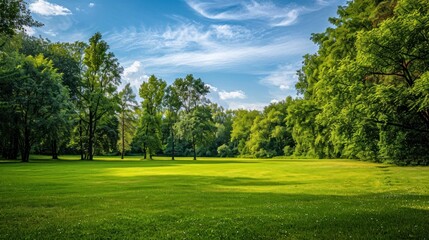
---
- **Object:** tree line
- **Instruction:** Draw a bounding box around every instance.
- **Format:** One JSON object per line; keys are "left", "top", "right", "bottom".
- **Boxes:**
{"left": 1, "top": 0, "right": 428, "bottom": 165}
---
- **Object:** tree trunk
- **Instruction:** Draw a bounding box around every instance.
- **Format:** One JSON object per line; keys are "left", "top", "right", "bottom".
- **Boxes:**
{"left": 121, "top": 112, "right": 125, "bottom": 159}
{"left": 143, "top": 142, "right": 147, "bottom": 160}
{"left": 52, "top": 139, "right": 58, "bottom": 159}
{"left": 21, "top": 126, "right": 30, "bottom": 163}
{"left": 192, "top": 136, "right": 196, "bottom": 160}
{"left": 171, "top": 126, "right": 175, "bottom": 161}
{"left": 79, "top": 119, "right": 84, "bottom": 160}
{"left": 88, "top": 111, "right": 93, "bottom": 160}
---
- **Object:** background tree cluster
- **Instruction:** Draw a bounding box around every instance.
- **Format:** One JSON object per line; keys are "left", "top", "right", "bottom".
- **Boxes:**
{"left": 1, "top": 0, "right": 428, "bottom": 165}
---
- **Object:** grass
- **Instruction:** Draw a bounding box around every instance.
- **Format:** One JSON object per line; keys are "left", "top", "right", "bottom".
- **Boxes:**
{"left": 0, "top": 156, "right": 428, "bottom": 239}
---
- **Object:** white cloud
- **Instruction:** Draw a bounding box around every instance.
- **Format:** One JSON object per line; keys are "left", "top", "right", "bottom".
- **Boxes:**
{"left": 123, "top": 61, "right": 141, "bottom": 77}
{"left": 260, "top": 64, "right": 299, "bottom": 91}
{"left": 187, "top": 0, "right": 303, "bottom": 27}
{"left": 219, "top": 90, "right": 246, "bottom": 100}
{"left": 226, "top": 101, "right": 266, "bottom": 111}
{"left": 121, "top": 61, "right": 148, "bottom": 92}
{"left": 30, "top": 0, "right": 72, "bottom": 16}
{"left": 89, "top": 3, "right": 95, "bottom": 8}
{"left": 23, "top": 26, "right": 36, "bottom": 36}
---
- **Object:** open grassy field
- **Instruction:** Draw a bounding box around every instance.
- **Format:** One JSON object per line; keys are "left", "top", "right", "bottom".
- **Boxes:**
{"left": 0, "top": 156, "right": 428, "bottom": 239}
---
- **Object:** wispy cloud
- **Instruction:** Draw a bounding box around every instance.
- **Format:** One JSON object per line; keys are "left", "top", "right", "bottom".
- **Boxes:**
{"left": 219, "top": 90, "right": 246, "bottom": 100}
{"left": 106, "top": 23, "right": 251, "bottom": 53}
{"left": 30, "top": 0, "right": 72, "bottom": 16}
{"left": 106, "top": 22, "right": 310, "bottom": 73}
{"left": 186, "top": 0, "right": 304, "bottom": 26}
{"left": 260, "top": 64, "right": 299, "bottom": 90}
{"left": 89, "top": 3, "right": 95, "bottom": 8}
{"left": 140, "top": 38, "right": 309, "bottom": 71}
{"left": 259, "top": 63, "right": 301, "bottom": 101}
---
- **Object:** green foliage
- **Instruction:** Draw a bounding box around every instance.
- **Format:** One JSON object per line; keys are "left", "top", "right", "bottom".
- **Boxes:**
{"left": 246, "top": 100, "right": 294, "bottom": 158}
{"left": 117, "top": 83, "right": 138, "bottom": 159}
{"left": 137, "top": 75, "right": 166, "bottom": 159}
{"left": 230, "top": 109, "right": 260, "bottom": 156}
{"left": 288, "top": 0, "right": 429, "bottom": 164}
{"left": 77, "top": 32, "right": 122, "bottom": 160}
{"left": 0, "top": 0, "right": 42, "bottom": 37}
{"left": 173, "top": 74, "right": 212, "bottom": 160}
{"left": 4, "top": 54, "right": 69, "bottom": 161}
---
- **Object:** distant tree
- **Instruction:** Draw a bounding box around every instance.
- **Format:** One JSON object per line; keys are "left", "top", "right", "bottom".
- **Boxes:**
{"left": 210, "top": 103, "right": 234, "bottom": 156}
{"left": 137, "top": 75, "right": 166, "bottom": 159}
{"left": 247, "top": 100, "right": 293, "bottom": 158}
{"left": 117, "top": 83, "right": 138, "bottom": 159}
{"left": 230, "top": 109, "right": 260, "bottom": 156}
{"left": 175, "top": 105, "right": 215, "bottom": 159}
{"left": 163, "top": 85, "right": 182, "bottom": 160}
{"left": 173, "top": 74, "right": 211, "bottom": 160}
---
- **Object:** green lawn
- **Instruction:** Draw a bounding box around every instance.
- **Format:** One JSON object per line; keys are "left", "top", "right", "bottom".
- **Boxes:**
{"left": 0, "top": 156, "right": 428, "bottom": 239}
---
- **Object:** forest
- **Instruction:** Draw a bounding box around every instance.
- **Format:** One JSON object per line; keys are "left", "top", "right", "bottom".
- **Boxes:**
{"left": 1, "top": 0, "right": 429, "bottom": 165}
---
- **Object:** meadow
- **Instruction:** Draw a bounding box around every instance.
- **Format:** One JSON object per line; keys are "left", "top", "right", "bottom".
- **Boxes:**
{"left": 0, "top": 156, "right": 428, "bottom": 239}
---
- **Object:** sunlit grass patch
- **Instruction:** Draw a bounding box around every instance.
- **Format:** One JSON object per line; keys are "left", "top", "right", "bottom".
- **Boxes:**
{"left": 0, "top": 156, "right": 428, "bottom": 239}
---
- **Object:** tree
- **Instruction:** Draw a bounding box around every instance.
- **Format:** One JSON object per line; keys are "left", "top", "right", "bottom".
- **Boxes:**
{"left": 0, "top": 0, "right": 42, "bottom": 37}
{"left": 210, "top": 103, "right": 234, "bottom": 156}
{"left": 117, "top": 83, "right": 138, "bottom": 159}
{"left": 230, "top": 109, "right": 260, "bottom": 156}
{"left": 138, "top": 75, "right": 166, "bottom": 159}
{"left": 19, "top": 36, "right": 85, "bottom": 159}
{"left": 163, "top": 85, "right": 182, "bottom": 160}
{"left": 247, "top": 101, "right": 293, "bottom": 158}
{"left": 79, "top": 32, "right": 122, "bottom": 160}
{"left": 354, "top": 0, "right": 429, "bottom": 163}
{"left": 173, "top": 74, "right": 211, "bottom": 160}
{"left": 175, "top": 105, "right": 215, "bottom": 159}
{"left": 12, "top": 54, "right": 69, "bottom": 162}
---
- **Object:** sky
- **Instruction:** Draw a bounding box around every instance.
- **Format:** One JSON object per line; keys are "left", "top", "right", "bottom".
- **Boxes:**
{"left": 25, "top": 0, "right": 346, "bottom": 110}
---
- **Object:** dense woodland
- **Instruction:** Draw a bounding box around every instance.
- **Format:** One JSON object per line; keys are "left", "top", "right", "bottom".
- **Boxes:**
{"left": 1, "top": 0, "right": 428, "bottom": 165}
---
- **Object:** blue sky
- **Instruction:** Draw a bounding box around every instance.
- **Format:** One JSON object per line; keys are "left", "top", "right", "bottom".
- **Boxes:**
{"left": 26, "top": 0, "right": 346, "bottom": 110}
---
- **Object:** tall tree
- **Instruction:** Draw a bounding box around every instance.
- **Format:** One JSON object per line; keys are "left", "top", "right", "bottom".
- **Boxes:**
{"left": 117, "top": 83, "right": 138, "bottom": 159}
{"left": 174, "top": 74, "right": 211, "bottom": 160}
{"left": 19, "top": 36, "right": 84, "bottom": 159}
{"left": 138, "top": 75, "right": 166, "bottom": 159}
{"left": 163, "top": 85, "right": 182, "bottom": 160}
{"left": 79, "top": 32, "right": 122, "bottom": 160}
